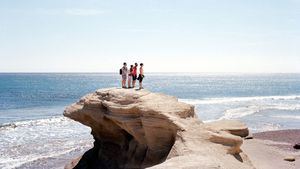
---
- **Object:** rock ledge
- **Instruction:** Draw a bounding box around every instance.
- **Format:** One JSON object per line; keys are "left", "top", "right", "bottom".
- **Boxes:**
{"left": 64, "top": 88, "right": 254, "bottom": 169}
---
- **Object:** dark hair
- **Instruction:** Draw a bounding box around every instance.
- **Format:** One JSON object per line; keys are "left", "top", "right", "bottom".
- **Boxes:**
{"left": 130, "top": 65, "right": 133, "bottom": 67}
{"left": 123, "top": 62, "right": 127, "bottom": 66}
{"left": 140, "top": 63, "right": 143, "bottom": 66}
{"left": 135, "top": 63, "right": 138, "bottom": 66}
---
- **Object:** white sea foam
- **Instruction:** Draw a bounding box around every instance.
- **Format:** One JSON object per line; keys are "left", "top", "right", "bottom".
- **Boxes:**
{"left": 272, "top": 115, "right": 300, "bottom": 120}
{"left": 0, "top": 147, "right": 83, "bottom": 169}
{"left": 220, "top": 104, "right": 300, "bottom": 119}
{"left": 250, "top": 123, "right": 282, "bottom": 132}
{"left": 0, "top": 116, "right": 93, "bottom": 169}
{"left": 180, "top": 95, "right": 300, "bottom": 132}
{"left": 180, "top": 95, "right": 300, "bottom": 120}
{"left": 221, "top": 106, "right": 260, "bottom": 119}
{"left": 1, "top": 116, "right": 65, "bottom": 128}
{"left": 180, "top": 95, "right": 300, "bottom": 105}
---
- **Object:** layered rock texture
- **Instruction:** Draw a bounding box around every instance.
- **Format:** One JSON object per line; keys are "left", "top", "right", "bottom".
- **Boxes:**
{"left": 64, "top": 88, "right": 254, "bottom": 169}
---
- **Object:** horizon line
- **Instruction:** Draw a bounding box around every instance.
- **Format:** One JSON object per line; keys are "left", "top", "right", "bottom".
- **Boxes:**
{"left": 1, "top": 71, "right": 300, "bottom": 74}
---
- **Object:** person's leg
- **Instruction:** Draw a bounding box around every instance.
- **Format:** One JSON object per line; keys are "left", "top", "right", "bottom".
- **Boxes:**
{"left": 122, "top": 76, "right": 126, "bottom": 88}
{"left": 139, "top": 75, "right": 143, "bottom": 89}
{"left": 128, "top": 76, "right": 131, "bottom": 88}
{"left": 132, "top": 75, "right": 136, "bottom": 88}
{"left": 130, "top": 76, "right": 132, "bottom": 88}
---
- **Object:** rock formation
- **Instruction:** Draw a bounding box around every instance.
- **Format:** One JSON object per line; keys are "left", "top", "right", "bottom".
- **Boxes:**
{"left": 294, "top": 143, "right": 300, "bottom": 149}
{"left": 64, "top": 88, "right": 254, "bottom": 169}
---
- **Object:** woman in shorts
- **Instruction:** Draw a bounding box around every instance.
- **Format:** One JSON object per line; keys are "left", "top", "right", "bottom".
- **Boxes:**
{"left": 138, "top": 63, "right": 144, "bottom": 89}
{"left": 132, "top": 63, "right": 138, "bottom": 88}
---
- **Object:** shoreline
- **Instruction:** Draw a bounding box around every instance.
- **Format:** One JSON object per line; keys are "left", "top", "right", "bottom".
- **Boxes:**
{"left": 20, "top": 129, "right": 300, "bottom": 169}
{"left": 1, "top": 113, "right": 300, "bottom": 168}
{"left": 64, "top": 129, "right": 300, "bottom": 169}
{"left": 1, "top": 114, "right": 300, "bottom": 168}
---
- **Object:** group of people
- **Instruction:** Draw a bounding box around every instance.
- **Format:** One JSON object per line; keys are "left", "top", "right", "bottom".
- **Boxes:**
{"left": 120, "top": 62, "right": 144, "bottom": 89}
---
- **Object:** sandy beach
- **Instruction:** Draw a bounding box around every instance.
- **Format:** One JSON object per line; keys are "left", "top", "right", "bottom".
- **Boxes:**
{"left": 243, "top": 129, "right": 300, "bottom": 169}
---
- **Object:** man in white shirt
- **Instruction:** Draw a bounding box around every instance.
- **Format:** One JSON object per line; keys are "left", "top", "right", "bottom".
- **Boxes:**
{"left": 121, "top": 62, "right": 128, "bottom": 88}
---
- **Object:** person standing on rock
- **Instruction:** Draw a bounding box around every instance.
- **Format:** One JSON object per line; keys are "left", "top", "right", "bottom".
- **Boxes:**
{"left": 128, "top": 65, "right": 133, "bottom": 88}
{"left": 132, "top": 63, "right": 138, "bottom": 88}
{"left": 138, "top": 63, "right": 144, "bottom": 89}
{"left": 120, "top": 62, "right": 128, "bottom": 88}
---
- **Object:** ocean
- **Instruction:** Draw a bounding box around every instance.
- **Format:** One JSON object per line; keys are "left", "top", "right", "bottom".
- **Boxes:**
{"left": 1, "top": 73, "right": 300, "bottom": 168}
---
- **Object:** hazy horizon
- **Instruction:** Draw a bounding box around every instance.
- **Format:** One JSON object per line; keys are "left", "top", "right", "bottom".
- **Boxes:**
{"left": 1, "top": 0, "right": 299, "bottom": 73}
{"left": 1, "top": 71, "right": 300, "bottom": 74}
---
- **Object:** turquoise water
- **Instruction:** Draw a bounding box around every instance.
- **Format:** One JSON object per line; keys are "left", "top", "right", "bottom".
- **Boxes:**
{"left": 0, "top": 73, "right": 300, "bottom": 168}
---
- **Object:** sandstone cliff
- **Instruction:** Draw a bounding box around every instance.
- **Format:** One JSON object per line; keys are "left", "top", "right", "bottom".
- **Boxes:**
{"left": 64, "top": 88, "right": 254, "bottom": 169}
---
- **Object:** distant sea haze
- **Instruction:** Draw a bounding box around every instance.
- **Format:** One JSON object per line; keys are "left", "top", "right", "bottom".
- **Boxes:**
{"left": 0, "top": 73, "right": 300, "bottom": 168}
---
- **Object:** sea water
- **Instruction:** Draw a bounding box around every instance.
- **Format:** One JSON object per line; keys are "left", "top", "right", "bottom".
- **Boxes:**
{"left": 0, "top": 73, "right": 300, "bottom": 168}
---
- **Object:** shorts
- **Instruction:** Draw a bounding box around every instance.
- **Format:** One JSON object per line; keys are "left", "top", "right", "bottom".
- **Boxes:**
{"left": 122, "top": 75, "right": 127, "bottom": 81}
{"left": 138, "top": 74, "right": 144, "bottom": 83}
{"left": 132, "top": 75, "right": 137, "bottom": 81}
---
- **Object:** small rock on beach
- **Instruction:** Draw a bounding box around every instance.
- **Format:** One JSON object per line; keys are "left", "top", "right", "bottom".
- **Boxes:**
{"left": 294, "top": 143, "right": 300, "bottom": 150}
{"left": 284, "top": 156, "right": 295, "bottom": 162}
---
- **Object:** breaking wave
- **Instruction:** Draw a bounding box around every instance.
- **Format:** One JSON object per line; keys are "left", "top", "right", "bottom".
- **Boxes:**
{"left": 0, "top": 116, "right": 93, "bottom": 169}
{"left": 180, "top": 95, "right": 300, "bottom": 105}
{"left": 180, "top": 95, "right": 300, "bottom": 132}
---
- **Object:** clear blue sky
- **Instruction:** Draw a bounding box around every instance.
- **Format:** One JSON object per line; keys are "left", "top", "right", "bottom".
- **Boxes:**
{"left": 0, "top": 0, "right": 299, "bottom": 72}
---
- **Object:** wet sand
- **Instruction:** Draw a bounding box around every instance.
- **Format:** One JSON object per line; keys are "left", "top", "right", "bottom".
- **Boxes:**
{"left": 242, "top": 129, "right": 300, "bottom": 169}
{"left": 253, "top": 129, "right": 300, "bottom": 152}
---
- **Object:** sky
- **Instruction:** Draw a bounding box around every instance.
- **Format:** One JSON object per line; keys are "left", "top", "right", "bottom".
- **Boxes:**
{"left": 0, "top": 0, "right": 299, "bottom": 73}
